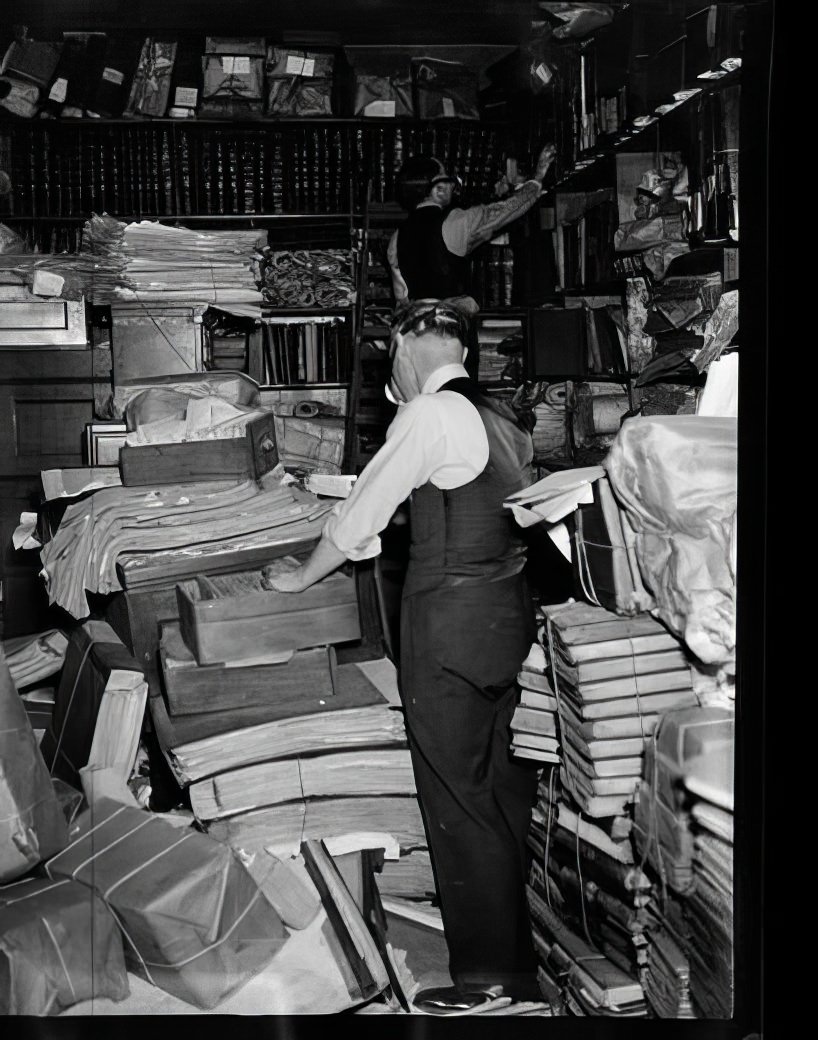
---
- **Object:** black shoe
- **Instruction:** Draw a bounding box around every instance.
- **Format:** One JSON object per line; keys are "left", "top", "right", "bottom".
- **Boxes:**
{"left": 412, "top": 986, "right": 499, "bottom": 1016}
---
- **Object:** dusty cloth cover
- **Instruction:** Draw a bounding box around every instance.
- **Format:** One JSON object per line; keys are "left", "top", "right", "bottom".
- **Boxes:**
{"left": 0, "top": 876, "right": 129, "bottom": 1015}
{"left": 45, "top": 798, "right": 288, "bottom": 1009}
{"left": 603, "top": 415, "right": 737, "bottom": 670}
{"left": 0, "top": 645, "right": 68, "bottom": 883}
{"left": 411, "top": 58, "right": 479, "bottom": 120}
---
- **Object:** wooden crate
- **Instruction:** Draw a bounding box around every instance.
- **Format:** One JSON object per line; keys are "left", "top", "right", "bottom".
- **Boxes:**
{"left": 176, "top": 568, "right": 360, "bottom": 666}
{"left": 160, "top": 622, "right": 335, "bottom": 716}
{"left": 119, "top": 412, "right": 278, "bottom": 486}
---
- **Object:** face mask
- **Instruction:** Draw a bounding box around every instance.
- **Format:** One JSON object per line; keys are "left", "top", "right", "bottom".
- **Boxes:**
{"left": 384, "top": 382, "right": 404, "bottom": 406}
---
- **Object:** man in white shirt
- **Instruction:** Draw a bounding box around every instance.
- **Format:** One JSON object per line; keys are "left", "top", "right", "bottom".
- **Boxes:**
{"left": 269, "top": 299, "right": 541, "bottom": 1011}
{"left": 386, "top": 144, "right": 556, "bottom": 379}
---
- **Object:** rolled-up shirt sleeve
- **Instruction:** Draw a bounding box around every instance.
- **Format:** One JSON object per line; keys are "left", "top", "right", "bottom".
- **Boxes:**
{"left": 321, "top": 395, "right": 450, "bottom": 560}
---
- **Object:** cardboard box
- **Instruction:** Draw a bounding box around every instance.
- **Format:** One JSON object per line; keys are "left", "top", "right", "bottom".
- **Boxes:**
{"left": 46, "top": 798, "right": 288, "bottom": 1010}
{"left": 0, "top": 876, "right": 129, "bottom": 1015}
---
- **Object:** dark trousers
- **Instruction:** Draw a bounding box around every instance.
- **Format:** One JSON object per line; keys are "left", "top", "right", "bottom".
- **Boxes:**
{"left": 399, "top": 576, "right": 539, "bottom": 993}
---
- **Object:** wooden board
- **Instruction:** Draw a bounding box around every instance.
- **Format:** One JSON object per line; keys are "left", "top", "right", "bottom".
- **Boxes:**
{"left": 120, "top": 412, "right": 278, "bottom": 486}
{"left": 177, "top": 568, "right": 360, "bottom": 666}
{"left": 160, "top": 622, "right": 335, "bottom": 716}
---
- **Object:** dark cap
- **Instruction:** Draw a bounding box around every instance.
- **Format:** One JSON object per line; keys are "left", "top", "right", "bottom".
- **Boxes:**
{"left": 390, "top": 298, "right": 470, "bottom": 345}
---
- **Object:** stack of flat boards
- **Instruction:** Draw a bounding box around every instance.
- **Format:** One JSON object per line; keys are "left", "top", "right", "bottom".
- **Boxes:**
{"left": 511, "top": 641, "right": 560, "bottom": 763}
{"left": 542, "top": 601, "right": 698, "bottom": 818}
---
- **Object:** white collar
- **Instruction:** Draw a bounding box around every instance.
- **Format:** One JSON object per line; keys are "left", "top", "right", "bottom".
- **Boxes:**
{"left": 422, "top": 363, "right": 470, "bottom": 395}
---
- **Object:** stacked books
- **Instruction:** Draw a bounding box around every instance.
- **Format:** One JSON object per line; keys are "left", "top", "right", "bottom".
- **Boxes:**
{"left": 640, "top": 899, "right": 695, "bottom": 1018}
{"left": 528, "top": 777, "right": 651, "bottom": 992}
{"left": 684, "top": 724, "right": 735, "bottom": 1019}
{"left": 631, "top": 704, "right": 734, "bottom": 1018}
{"left": 511, "top": 641, "right": 560, "bottom": 763}
{"left": 542, "top": 601, "right": 699, "bottom": 819}
{"left": 527, "top": 881, "right": 648, "bottom": 1017}
{"left": 259, "top": 316, "right": 349, "bottom": 385}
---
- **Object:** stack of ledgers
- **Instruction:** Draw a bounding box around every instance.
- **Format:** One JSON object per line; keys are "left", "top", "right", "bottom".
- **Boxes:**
{"left": 85, "top": 215, "right": 264, "bottom": 312}
{"left": 527, "top": 865, "right": 649, "bottom": 1017}
{"left": 148, "top": 567, "right": 434, "bottom": 905}
{"left": 683, "top": 722, "right": 735, "bottom": 1018}
{"left": 39, "top": 476, "right": 334, "bottom": 620}
{"left": 510, "top": 638, "right": 560, "bottom": 763}
{"left": 541, "top": 601, "right": 700, "bottom": 820}
{"left": 527, "top": 770, "right": 651, "bottom": 1012}
{"left": 632, "top": 704, "right": 733, "bottom": 1018}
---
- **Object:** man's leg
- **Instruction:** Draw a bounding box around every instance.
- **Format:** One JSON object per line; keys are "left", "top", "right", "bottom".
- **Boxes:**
{"left": 400, "top": 591, "right": 538, "bottom": 993}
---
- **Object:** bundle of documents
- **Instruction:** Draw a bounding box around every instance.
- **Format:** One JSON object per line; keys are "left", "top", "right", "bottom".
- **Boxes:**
{"left": 151, "top": 646, "right": 432, "bottom": 900}
{"left": 528, "top": 777, "right": 650, "bottom": 986}
{"left": 1, "top": 629, "right": 68, "bottom": 690}
{"left": 683, "top": 734, "right": 734, "bottom": 1019}
{"left": 89, "top": 219, "right": 264, "bottom": 313}
{"left": 526, "top": 883, "right": 648, "bottom": 1017}
{"left": 511, "top": 641, "right": 560, "bottom": 763}
{"left": 640, "top": 900, "right": 695, "bottom": 1018}
{"left": 39, "top": 475, "right": 333, "bottom": 619}
{"left": 542, "top": 601, "right": 698, "bottom": 819}
{"left": 633, "top": 705, "right": 733, "bottom": 895}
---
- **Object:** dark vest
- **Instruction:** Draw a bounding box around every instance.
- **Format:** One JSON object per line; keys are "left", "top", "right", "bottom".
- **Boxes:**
{"left": 396, "top": 206, "right": 469, "bottom": 300}
{"left": 403, "top": 378, "right": 534, "bottom": 598}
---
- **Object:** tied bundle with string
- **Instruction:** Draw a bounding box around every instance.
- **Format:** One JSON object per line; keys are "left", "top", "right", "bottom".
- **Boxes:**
{"left": 258, "top": 249, "right": 356, "bottom": 308}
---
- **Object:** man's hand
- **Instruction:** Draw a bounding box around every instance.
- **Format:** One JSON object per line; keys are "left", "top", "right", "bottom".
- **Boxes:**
{"left": 534, "top": 143, "right": 557, "bottom": 182}
{"left": 265, "top": 566, "right": 310, "bottom": 593}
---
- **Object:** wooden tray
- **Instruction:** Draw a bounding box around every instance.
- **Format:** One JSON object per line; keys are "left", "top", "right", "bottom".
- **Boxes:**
{"left": 160, "top": 622, "right": 335, "bottom": 716}
{"left": 176, "top": 567, "right": 360, "bottom": 666}
{"left": 119, "top": 412, "right": 278, "bottom": 486}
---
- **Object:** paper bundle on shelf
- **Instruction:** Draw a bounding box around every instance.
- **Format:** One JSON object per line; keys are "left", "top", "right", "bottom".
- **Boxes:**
{"left": 86, "top": 217, "right": 264, "bottom": 314}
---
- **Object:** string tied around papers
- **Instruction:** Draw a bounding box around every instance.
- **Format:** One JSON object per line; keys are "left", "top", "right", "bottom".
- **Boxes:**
{"left": 48, "top": 639, "right": 95, "bottom": 778}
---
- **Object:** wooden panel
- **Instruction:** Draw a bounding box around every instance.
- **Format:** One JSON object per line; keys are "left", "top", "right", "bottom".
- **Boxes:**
{"left": 160, "top": 623, "right": 335, "bottom": 716}
{"left": 0, "top": 384, "right": 97, "bottom": 475}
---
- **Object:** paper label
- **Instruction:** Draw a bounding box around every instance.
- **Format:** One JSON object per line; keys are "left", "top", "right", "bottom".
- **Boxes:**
{"left": 233, "top": 56, "right": 251, "bottom": 74}
{"left": 286, "top": 53, "right": 305, "bottom": 75}
{"left": 222, "top": 56, "right": 235, "bottom": 73}
{"left": 364, "top": 99, "right": 395, "bottom": 117}
{"left": 48, "top": 77, "right": 68, "bottom": 103}
{"left": 442, "top": 97, "right": 455, "bottom": 117}
{"left": 534, "top": 62, "right": 552, "bottom": 85}
{"left": 102, "top": 66, "right": 125, "bottom": 85}
{"left": 301, "top": 58, "right": 315, "bottom": 77}
{"left": 175, "top": 86, "right": 198, "bottom": 107}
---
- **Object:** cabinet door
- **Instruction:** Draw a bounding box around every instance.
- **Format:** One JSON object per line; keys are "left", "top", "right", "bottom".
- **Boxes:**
{"left": 0, "top": 381, "right": 99, "bottom": 476}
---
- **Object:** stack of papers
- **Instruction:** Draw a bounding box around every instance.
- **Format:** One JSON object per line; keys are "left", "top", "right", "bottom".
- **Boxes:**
{"left": 526, "top": 885, "right": 648, "bottom": 1017}
{"left": 528, "top": 776, "right": 650, "bottom": 987}
{"left": 89, "top": 220, "right": 264, "bottom": 315}
{"left": 40, "top": 476, "right": 334, "bottom": 619}
{"left": 511, "top": 642, "right": 560, "bottom": 763}
{"left": 542, "top": 601, "right": 697, "bottom": 818}
{"left": 683, "top": 734, "right": 734, "bottom": 1019}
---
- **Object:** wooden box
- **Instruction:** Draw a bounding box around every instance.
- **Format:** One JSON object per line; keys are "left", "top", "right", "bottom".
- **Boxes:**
{"left": 160, "top": 621, "right": 335, "bottom": 716}
{"left": 119, "top": 412, "right": 278, "bottom": 486}
{"left": 176, "top": 568, "right": 360, "bottom": 666}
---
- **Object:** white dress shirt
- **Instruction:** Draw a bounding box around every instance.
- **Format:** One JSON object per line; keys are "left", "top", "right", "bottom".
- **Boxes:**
{"left": 322, "top": 363, "right": 489, "bottom": 560}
